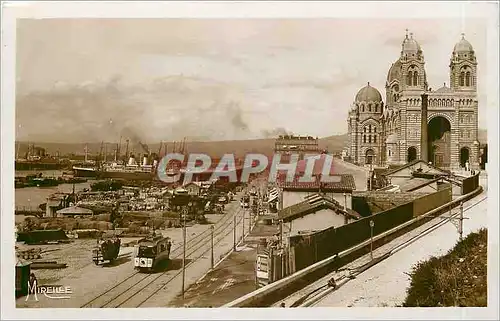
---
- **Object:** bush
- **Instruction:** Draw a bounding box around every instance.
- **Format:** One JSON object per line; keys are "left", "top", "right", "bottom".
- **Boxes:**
{"left": 403, "top": 228, "right": 487, "bottom": 307}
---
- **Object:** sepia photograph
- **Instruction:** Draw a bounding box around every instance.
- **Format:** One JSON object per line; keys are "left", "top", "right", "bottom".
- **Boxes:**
{"left": 1, "top": 1, "right": 498, "bottom": 320}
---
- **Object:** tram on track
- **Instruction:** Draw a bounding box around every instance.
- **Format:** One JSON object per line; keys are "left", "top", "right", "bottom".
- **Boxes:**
{"left": 134, "top": 231, "right": 172, "bottom": 272}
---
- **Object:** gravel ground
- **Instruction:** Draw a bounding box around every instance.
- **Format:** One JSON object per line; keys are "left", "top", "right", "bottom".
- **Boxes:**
{"left": 15, "top": 222, "right": 219, "bottom": 308}
{"left": 167, "top": 243, "right": 258, "bottom": 308}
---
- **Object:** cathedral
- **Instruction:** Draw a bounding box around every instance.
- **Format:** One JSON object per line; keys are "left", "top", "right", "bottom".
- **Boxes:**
{"left": 346, "top": 31, "right": 479, "bottom": 171}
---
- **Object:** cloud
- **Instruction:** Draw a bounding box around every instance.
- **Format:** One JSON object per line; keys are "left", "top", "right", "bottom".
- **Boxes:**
{"left": 261, "top": 127, "right": 293, "bottom": 138}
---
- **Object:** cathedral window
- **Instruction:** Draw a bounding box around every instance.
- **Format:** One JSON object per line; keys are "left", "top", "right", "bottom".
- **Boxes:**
{"left": 368, "top": 104, "right": 372, "bottom": 112}
{"left": 407, "top": 66, "right": 419, "bottom": 86}
{"left": 459, "top": 72, "right": 465, "bottom": 86}
{"left": 374, "top": 135, "right": 377, "bottom": 143}
{"left": 374, "top": 127, "right": 377, "bottom": 133}
{"left": 364, "top": 127, "right": 367, "bottom": 133}
{"left": 363, "top": 135, "right": 366, "bottom": 143}
{"left": 465, "top": 72, "right": 471, "bottom": 86}
{"left": 369, "top": 135, "right": 372, "bottom": 143}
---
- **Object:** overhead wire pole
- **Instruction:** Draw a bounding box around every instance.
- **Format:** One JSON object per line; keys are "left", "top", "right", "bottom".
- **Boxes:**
{"left": 233, "top": 214, "right": 237, "bottom": 252}
{"left": 242, "top": 208, "right": 245, "bottom": 242}
{"left": 459, "top": 202, "right": 464, "bottom": 241}
{"left": 182, "top": 206, "right": 187, "bottom": 300}
{"left": 210, "top": 225, "right": 214, "bottom": 269}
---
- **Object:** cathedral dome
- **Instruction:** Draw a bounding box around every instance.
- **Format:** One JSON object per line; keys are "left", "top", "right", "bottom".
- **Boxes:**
{"left": 355, "top": 83, "right": 382, "bottom": 102}
{"left": 387, "top": 60, "right": 402, "bottom": 83}
{"left": 454, "top": 34, "right": 474, "bottom": 53}
{"left": 402, "top": 32, "right": 421, "bottom": 55}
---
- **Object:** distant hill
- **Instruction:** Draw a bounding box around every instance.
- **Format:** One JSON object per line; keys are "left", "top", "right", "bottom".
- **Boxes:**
{"left": 14, "top": 129, "right": 485, "bottom": 159}
{"left": 14, "top": 134, "right": 349, "bottom": 159}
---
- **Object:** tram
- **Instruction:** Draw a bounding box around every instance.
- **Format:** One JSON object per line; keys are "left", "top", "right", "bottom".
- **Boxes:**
{"left": 134, "top": 231, "right": 172, "bottom": 272}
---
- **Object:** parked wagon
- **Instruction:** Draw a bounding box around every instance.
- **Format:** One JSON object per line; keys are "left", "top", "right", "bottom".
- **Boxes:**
{"left": 92, "top": 235, "right": 121, "bottom": 265}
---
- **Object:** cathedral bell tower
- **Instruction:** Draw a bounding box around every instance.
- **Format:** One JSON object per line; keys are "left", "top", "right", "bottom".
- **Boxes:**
{"left": 449, "top": 33, "right": 478, "bottom": 92}
{"left": 400, "top": 30, "right": 428, "bottom": 92}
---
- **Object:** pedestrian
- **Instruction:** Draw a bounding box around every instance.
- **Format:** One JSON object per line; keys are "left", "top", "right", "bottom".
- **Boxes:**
{"left": 28, "top": 272, "right": 38, "bottom": 289}
{"left": 280, "top": 302, "right": 286, "bottom": 308}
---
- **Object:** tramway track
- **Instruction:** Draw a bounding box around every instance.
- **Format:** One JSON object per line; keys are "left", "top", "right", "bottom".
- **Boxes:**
{"left": 80, "top": 199, "right": 251, "bottom": 308}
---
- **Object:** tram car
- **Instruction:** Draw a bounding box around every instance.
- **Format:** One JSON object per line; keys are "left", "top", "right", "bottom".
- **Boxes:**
{"left": 92, "top": 235, "right": 121, "bottom": 265}
{"left": 134, "top": 232, "right": 172, "bottom": 272}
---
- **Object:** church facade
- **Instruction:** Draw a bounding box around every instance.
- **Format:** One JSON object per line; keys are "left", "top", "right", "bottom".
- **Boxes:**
{"left": 346, "top": 31, "right": 480, "bottom": 170}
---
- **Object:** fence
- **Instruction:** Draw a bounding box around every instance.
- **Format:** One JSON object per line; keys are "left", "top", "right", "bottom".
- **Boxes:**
{"left": 228, "top": 185, "right": 481, "bottom": 307}
{"left": 287, "top": 187, "right": 452, "bottom": 275}
{"left": 462, "top": 172, "right": 480, "bottom": 195}
{"left": 413, "top": 187, "right": 452, "bottom": 217}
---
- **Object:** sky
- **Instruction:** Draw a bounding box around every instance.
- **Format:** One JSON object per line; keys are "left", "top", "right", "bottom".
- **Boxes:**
{"left": 15, "top": 16, "right": 490, "bottom": 143}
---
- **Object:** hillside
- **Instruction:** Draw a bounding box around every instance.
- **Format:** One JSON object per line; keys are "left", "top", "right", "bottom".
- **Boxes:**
{"left": 403, "top": 228, "right": 487, "bottom": 307}
{"left": 15, "top": 134, "right": 349, "bottom": 158}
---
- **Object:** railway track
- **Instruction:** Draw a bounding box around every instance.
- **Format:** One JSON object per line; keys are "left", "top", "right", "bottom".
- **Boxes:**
{"left": 289, "top": 195, "right": 488, "bottom": 307}
{"left": 80, "top": 197, "right": 252, "bottom": 308}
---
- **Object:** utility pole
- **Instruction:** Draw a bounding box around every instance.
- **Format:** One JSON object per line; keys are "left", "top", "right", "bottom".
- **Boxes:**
{"left": 211, "top": 225, "right": 214, "bottom": 269}
{"left": 343, "top": 193, "right": 348, "bottom": 225}
{"left": 233, "top": 215, "right": 237, "bottom": 252}
{"left": 248, "top": 207, "right": 252, "bottom": 235}
{"left": 182, "top": 206, "right": 187, "bottom": 300}
{"left": 369, "top": 220, "right": 375, "bottom": 260}
{"left": 279, "top": 219, "right": 283, "bottom": 248}
{"left": 242, "top": 209, "right": 245, "bottom": 241}
{"left": 459, "top": 202, "right": 464, "bottom": 241}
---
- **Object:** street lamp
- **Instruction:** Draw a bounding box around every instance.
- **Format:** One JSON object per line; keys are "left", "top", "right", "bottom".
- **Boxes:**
{"left": 369, "top": 220, "right": 375, "bottom": 260}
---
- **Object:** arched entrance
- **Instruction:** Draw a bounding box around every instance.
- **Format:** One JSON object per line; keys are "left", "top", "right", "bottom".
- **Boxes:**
{"left": 407, "top": 147, "right": 417, "bottom": 162}
{"left": 428, "top": 116, "right": 451, "bottom": 168}
{"left": 365, "top": 149, "right": 375, "bottom": 165}
{"left": 460, "top": 147, "right": 470, "bottom": 167}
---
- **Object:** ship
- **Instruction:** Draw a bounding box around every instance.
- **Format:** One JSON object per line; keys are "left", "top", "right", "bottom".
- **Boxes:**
{"left": 15, "top": 143, "right": 68, "bottom": 171}
{"left": 73, "top": 155, "right": 157, "bottom": 181}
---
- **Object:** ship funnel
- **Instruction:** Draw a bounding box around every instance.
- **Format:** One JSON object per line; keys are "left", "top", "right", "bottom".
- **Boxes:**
{"left": 143, "top": 154, "right": 148, "bottom": 166}
{"left": 128, "top": 156, "right": 136, "bottom": 166}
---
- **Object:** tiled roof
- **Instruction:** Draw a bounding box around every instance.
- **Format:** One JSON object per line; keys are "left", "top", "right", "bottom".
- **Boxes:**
{"left": 278, "top": 193, "right": 361, "bottom": 222}
{"left": 382, "top": 159, "right": 450, "bottom": 177}
{"left": 277, "top": 174, "right": 356, "bottom": 192}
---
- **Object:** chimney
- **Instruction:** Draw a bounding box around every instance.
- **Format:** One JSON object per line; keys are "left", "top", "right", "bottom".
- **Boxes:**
{"left": 143, "top": 154, "right": 148, "bottom": 166}
{"left": 420, "top": 92, "right": 429, "bottom": 162}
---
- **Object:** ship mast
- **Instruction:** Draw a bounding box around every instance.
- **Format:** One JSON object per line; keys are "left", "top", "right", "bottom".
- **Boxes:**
{"left": 158, "top": 141, "right": 163, "bottom": 157}
{"left": 84, "top": 143, "right": 89, "bottom": 163}
{"left": 15, "top": 141, "right": 20, "bottom": 160}
{"left": 117, "top": 135, "right": 122, "bottom": 162}
{"left": 125, "top": 139, "right": 130, "bottom": 161}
